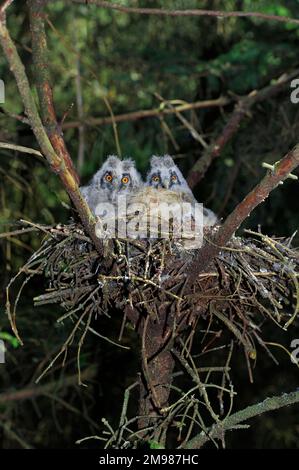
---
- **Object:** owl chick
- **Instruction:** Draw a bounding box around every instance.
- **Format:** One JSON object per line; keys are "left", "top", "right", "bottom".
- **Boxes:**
{"left": 118, "top": 158, "right": 142, "bottom": 198}
{"left": 146, "top": 154, "right": 219, "bottom": 230}
{"left": 146, "top": 155, "right": 194, "bottom": 202}
{"left": 80, "top": 155, "right": 142, "bottom": 216}
{"left": 80, "top": 155, "right": 121, "bottom": 211}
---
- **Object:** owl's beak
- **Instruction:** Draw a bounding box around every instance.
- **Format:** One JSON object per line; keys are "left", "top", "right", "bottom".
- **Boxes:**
{"left": 162, "top": 179, "right": 170, "bottom": 189}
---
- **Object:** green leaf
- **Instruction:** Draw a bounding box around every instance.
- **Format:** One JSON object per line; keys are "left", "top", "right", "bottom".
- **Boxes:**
{"left": 0, "top": 331, "right": 20, "bottom": 349}
{"left": 149, "top": 441, "right": 165, "bottom": 449}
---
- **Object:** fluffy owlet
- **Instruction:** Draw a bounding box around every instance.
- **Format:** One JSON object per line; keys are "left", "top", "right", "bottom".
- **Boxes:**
{"left": 146, "top": 155, "right": 218, "bottom": 227}
{"left": 146, "top": 155, "right": 195, "bottom": 202}
{"left": 118, "top": 158, "right": 142, "bottom": 197}
{"left": 80, "top": 155, "right": 142, "bottom": 216}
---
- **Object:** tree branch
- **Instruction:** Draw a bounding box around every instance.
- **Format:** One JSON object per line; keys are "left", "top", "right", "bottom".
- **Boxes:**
{"left": 27, "top": 0, "right": 79, "bottom": 183}
{"left": 187, "top": 68, "right": 299, "bottom": 189}
{"left": 71, "top": 1, "right": 299, "bottom": 26}
{"left": 62, "top": 97, "right": 230, "bottom": 129}
{"left": 183, "top": 389, "right": 299, "bottom": 448}
{"left": 0, "top": 0, "right": 13, "bottom": 14}
{"left": 185, "top": 144, "right": 299, "bottom": 289}
{"left": 0, "top": 3, "right": 103, "bottom": 253}
{"left": 0, "top": 366, "right": 96, "bottom": 404}
{"left": 0, "top": 141, "right": 43, "bottom": 158}
{"left": 74, "top": 49, "right": 85, "bottom": 172}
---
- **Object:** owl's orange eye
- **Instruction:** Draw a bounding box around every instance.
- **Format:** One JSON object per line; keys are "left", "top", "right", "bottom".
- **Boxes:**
{"left": 152, "top": 175, "right": 160, "bottom": 182}
{"left": 171, "top": 174, "right": 177, "bottom": 182}
{"left": 122, "top": 176, "right": 130, "bottom": 184}
{"left": 105, "top": 173, "right": 113, "bottom": 182}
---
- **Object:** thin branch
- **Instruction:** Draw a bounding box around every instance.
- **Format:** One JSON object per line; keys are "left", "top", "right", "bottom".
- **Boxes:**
{"left": 0, "top": 0, "right": 13, "bottom": 15}
{"left": 27, "top": 0, "right": 79, "bottom": 184}
{"left": 74, "top": 45, "right": 85, "bottom": 172}
{"left": 185, "top": 144, "right": 299, "bottom": 289}
{"left": 0, "top": 16, "right": 59, "bottom": 164}
{"left": 187, "top": 68, "right": 299, "bottom": 188}
{"left": 183, "top": 389, "right": 299, "bottom": 449}
{"left": 62, "top": 97, "right": 230, "bottom": 129}
{"left": 0, "top": 366, "right": 96, "bottom": 403}
{"left": 0, "top": 421, "right": 33, "bottom": 449}
{"left": 0, "top": 141, "right": 43, "bottom": 158}
{"left": 71, "top": 1, "right": 299, "bottom": 26}
{"left": 154, "top": 93, "right": 209, "bottom": 149}
{"left": 0, "top": 106, "right": 30, "bottom": 124}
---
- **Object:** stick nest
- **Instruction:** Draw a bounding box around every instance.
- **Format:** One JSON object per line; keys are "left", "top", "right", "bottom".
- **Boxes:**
{"left": 7, "top": 221, "right": 299, "bottom": 352}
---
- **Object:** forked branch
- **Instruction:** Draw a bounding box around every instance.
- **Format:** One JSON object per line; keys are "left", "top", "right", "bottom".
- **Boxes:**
{"left": 186, "top": 144, "right": 299, "bottom": 289}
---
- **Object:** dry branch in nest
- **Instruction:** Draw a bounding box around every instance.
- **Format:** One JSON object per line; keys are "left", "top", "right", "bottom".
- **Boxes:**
{"left": 6, "top": 219, "right": 299, "bottom": 447}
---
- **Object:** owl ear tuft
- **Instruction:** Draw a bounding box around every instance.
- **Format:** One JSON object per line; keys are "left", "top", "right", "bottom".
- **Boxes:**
{"left": 150, "top": 155, "right": 162, "bottom": 167}
{"left": 122, "top": 158, "right": 135, "bottom": 171}
{"left": 105, "top": 155, "right": 120, "bottom": 168}
{"left": 163, "top": 155, "right": 175, "bottom": 168}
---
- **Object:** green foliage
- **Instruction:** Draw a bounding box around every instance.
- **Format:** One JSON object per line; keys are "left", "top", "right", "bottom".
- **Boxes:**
{"left": 0, "top": 331, "right": 20, "bottom": 349}
{"left": 149, "top": 440, "right": 165, "bottom": 449}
